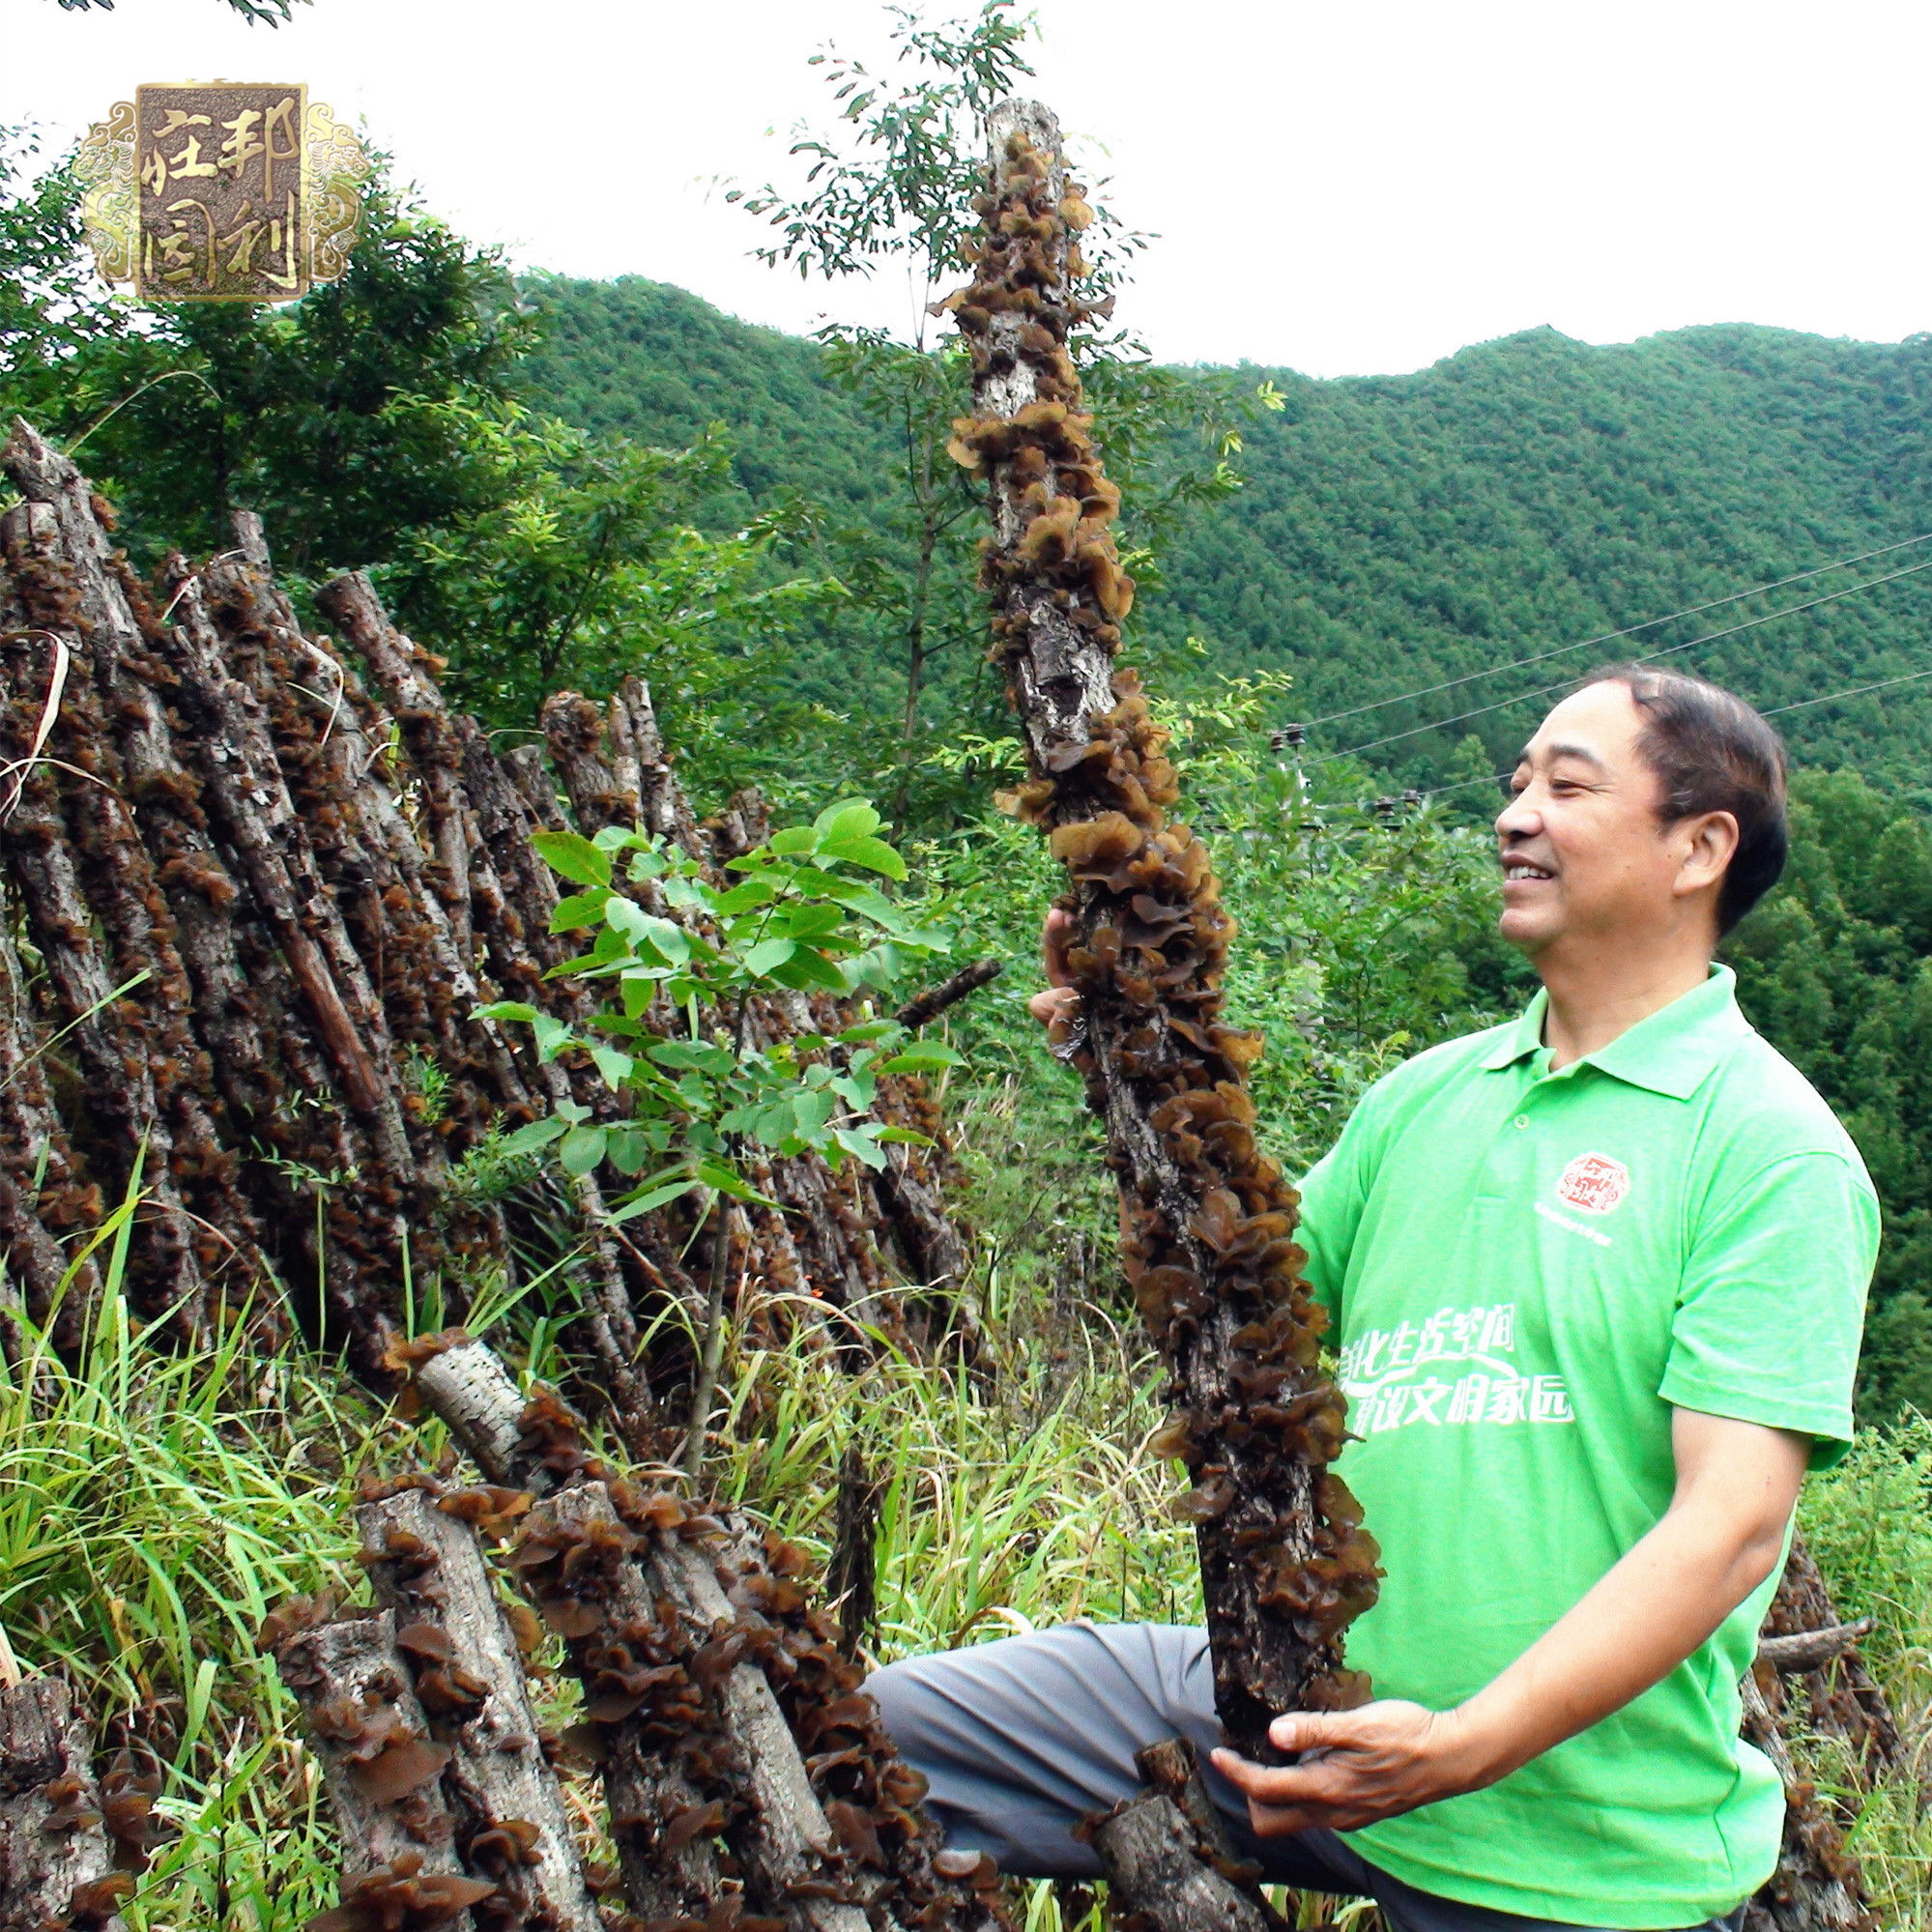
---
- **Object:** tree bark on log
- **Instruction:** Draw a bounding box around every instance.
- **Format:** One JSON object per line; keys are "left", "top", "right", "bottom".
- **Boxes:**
{"left": 316, "top": 569, "right": 652, "bottom": 1419}
{"left": 950, "top": 102, "right": 1376, "bottom": 1754}
{"left": 1757, "top": 1621, "right": 1874, "bottom": 1675}
{"left": 1082, "top": 1737, "right": 1283, "bottom": 1932}
{"left": 528, "top": 1482, "right": 874, "bottom": 1932}
{"left": 413, "top": 1342, "right": 871, "bottom": 1932}
{"left": 1086, "top": 1798, "right": 1275, "bottom": 1932}
{"left": 269, "top": 1611, "right": 468, "bottom": 1882}
{"left": 1758, "top": 1539, "right": 1906, "bottom": 1787}
{"left": 0, "top": 918, "right": 96, "bottom": 1350}
{"left": 357, "top": 1486, "right": 604, "bottom": 1932}
{"left": 894, "top": 960, "right": 1003, "bottom": 1031}
{"left": 0, "top": 485, "right": 220, "bottom": 1336}
{"left": 0, "top": 1678, "right": 125, "bottom": 1932}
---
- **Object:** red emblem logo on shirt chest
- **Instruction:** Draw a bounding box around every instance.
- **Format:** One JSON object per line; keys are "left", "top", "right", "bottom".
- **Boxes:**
{"left": 1557, "top": 1152, "right": 1630, "bottom": 1215}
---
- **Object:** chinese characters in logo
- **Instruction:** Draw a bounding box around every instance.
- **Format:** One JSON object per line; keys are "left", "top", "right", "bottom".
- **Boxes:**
{"left": 76, "top": 85, "right": 371, "bottom": 305}
{"left": 1337, "top": 1301, "right": 1577, "bottom": 1435}
{"left": 136, "top": 86, "right": 305, "bottom": 302}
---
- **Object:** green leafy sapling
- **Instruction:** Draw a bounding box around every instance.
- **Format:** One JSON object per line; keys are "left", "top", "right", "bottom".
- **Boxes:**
{"left": 483, "top": 798, "right": 963, "bottom": 1475}
{"left": 478, "top": 798, "right": 962, "bottom": 1223}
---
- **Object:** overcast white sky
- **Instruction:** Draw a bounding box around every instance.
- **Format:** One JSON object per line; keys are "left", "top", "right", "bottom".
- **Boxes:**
{"left": 6, "top": 0, "right": 1930, "bottom": 377}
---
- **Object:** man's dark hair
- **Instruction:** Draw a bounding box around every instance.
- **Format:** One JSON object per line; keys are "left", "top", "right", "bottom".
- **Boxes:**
{"left": 1575, "top": 663, "right": 1788, "bottom": 935}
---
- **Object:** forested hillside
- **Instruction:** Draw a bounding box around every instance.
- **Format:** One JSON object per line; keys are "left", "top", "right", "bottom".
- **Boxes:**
{"left": 520, "top": 276, "right": 1932, "bottom": 801}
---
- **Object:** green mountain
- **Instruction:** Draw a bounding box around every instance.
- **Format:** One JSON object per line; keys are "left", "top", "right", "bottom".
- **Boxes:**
{"left": 518, "top": 276, "right": 1932, "bottom": 804}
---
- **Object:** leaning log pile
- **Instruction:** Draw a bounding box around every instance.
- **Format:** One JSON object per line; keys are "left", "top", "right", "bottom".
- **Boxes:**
{"left": 0, "top": 418, "right": 968, "bottom": 1427}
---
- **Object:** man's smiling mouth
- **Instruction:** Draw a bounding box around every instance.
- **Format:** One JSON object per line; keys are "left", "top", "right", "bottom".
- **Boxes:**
{"left": 1502, "top": 859, "right": 1555, "bottom": 881}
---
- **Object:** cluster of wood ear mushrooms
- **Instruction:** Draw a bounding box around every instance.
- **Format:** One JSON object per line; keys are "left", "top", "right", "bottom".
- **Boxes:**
{"left": 28, "top": 1748, "right": 159, "bottom": 1931}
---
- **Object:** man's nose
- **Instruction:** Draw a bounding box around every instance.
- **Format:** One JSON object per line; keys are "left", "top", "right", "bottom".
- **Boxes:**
{"left": 1495, "top": 788, "right": 1541, "bottom": 839}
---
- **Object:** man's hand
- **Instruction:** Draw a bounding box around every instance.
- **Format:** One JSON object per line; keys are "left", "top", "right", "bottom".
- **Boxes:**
{"left": 1027, "top": 907, "right": 1081, "bottom": 1031}
{"left": 1210, "top": 1701, "right": 1484, "bottom": 1835}
{"left": 1216, "top": 1411, "right": 1807, "bottom": 1842}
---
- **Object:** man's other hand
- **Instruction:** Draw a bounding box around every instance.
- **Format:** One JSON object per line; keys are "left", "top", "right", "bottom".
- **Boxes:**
{"left": 1027, "top": 907, "right": 1081, "bottom": 1030}
{"left": 1209, "top": 1700, "right": 1482, "bottom": 1835}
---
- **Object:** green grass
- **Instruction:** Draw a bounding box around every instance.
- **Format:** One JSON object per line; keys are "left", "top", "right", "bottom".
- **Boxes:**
{"left": 0, "top": 1200, "right": 374, "bottom": 1926}
{"left": 716, "top": 1303, "right": 1203, "bottom": 1655}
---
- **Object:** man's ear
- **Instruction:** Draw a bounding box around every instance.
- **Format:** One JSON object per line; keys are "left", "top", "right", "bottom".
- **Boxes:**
{"left": 1674, "top": 810, "right": 1740, "bottom": 900}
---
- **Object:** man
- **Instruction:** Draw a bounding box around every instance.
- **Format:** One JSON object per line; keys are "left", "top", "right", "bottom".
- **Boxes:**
{"left": 868, "top": 666, "right": 1879, "bottom": 1931}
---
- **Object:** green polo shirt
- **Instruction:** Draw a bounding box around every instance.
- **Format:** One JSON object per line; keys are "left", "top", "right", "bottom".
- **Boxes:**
{"left": 1296, "top": 966, "right": 1878, "bottom": 1926}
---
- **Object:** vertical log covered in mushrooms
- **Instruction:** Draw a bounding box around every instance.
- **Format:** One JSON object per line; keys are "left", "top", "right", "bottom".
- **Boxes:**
{"left": 944, "top": 101, "right": 1378, "bottom": 1754}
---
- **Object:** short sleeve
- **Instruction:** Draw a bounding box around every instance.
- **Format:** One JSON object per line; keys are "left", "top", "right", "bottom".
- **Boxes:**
{"left": 1295, "top": 1093, "right": 1388, "bottom": 1321}
{"left": 1659, "top": 1151, "right": 1879, "bottom": 1468}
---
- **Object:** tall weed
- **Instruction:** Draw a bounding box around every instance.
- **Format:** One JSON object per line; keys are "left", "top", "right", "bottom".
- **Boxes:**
{"left": 1796, "top": 1412, "right": 1932, "bottom": 1926}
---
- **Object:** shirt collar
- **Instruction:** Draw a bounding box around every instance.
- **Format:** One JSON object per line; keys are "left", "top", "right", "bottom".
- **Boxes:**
{"left": 1479, "top": 965, "right": 1751, "bottom": 1100}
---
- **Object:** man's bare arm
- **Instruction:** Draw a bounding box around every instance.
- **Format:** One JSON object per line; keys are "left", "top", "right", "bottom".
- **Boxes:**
{"left": 1211, "top": 1408, "right": 1808, "bottom": 1835}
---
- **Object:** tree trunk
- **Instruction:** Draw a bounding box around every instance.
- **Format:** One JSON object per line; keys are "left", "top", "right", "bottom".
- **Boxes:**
{"left": 1740, "top": 1664, "right": 1875, "bottom": 1932}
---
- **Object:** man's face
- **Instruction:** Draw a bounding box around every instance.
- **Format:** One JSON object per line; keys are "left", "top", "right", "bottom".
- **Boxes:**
{"left": 1494, "top": 680, "right": 1689, "bottom": 956}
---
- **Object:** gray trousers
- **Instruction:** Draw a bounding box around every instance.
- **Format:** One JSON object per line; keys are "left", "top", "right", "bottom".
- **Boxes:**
{"left": 866, "top": 1623, "right": 1747, "bottom": 1932}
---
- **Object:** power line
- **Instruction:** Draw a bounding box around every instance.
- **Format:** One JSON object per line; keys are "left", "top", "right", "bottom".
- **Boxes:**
{"left": 1311, "top": 555, "right": 1932, "bottom": 766}
{"left": 1295, "top": 529, "right": 1932, "bottom": 734}
{"left": 1762, "top": 666, "right": 1932, "bottom": 717}
{"left": 1407, "top": 663, "right": 1932, "bottom": 807}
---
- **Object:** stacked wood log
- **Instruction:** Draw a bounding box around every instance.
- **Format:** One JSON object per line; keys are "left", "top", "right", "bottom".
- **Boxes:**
{"left": 944, "top": 97, "right": 1911, "bottom": 1932}
{"left": 0, "top": 418, "right": 970, "bottom": 1430}
{"left": 258, "top": 1334, "right": 1010, "bottom": 1932}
